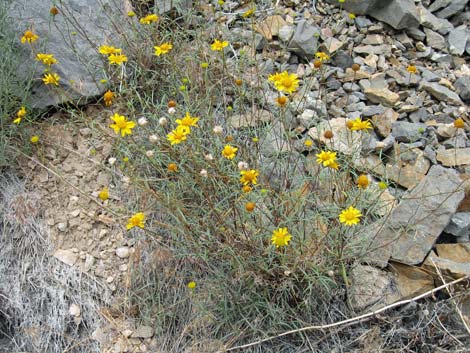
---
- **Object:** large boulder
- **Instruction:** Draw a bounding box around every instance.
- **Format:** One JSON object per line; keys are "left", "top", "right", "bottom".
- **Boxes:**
{"left": 9, "top": 0, "right": 132, "bottom": 108}
{"left": 326, "top": 0, "right": 419, "bottom": 30}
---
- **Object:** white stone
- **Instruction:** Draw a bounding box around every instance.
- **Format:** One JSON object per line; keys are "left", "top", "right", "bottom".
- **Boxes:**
{"left": 116, "top": 247, "right": 130, "bottom": 258}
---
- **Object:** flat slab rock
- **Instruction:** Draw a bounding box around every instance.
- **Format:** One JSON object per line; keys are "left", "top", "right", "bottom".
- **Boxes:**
{"left": 9, "top": 0, "right": 131, "bottom": 108}
{"left": 360, "top": 165, "right": 464, "bottom": 267}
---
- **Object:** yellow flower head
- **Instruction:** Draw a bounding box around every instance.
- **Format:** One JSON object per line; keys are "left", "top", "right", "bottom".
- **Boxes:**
{"left": 13, "top": 117, "right": 22, "bottom": 124}
{"left": 454, "top": 118, "right": 465, "bottom": 129}
{"left": 240, "top": 169, "right": 259, "bottom": 185}
{"left": 222, "top": 145, "right": 238, "bottom": 159}
{"left": 271, "top": 227, "right": 292, "bottom": 248}
{"left": 17, "top": 106, "right": 27, "bottom": 119}
{"left": 109, "top": 113, "right": 136, "bottom": 137}
{"left": 316, "top": 150, "right": 337, "bottom": 167}
{"left": 315, "top": 52, "right": 330, "bottom": 62}
{"left": 167, "top": 125, "right": 190, "bottom": 145}
{"left": 36, "top": 53, "right": 57, "bottom": 66}
{"left": 187, "top": 281, "right": 197, "bottom": 289}
{"left": 407, "top": 65, "right": 417, "bottom": 74}
{"left": 269, "top": 71, "right": 299, "bottom": 94}
{"left": 139, "top": 14, "right": 159, "bottom": 24}
{"left": 30, "top": 135, "right": 39, "bottom": 143}
{"left": 175, "top": 112, "right": 199, "bottom": 130}
{"left": 108, "top": 53, "right": 128, "bottom": 65}
{"left": 304, "top": 139, "right": 313, "bottom": 147}
{"left": 211, "top": 39, "right": 229, "bottom": 51}
{"left": 350, "top": 117, "right": 372, "bottom": 131}
{"left": 348, "top": 13, "right": 356, "bottom": 19}
{"left": 356, "top": 174, "right": 369, "bottom": 189}
{"left": 98, "top": 187, "right": 109, "bottom": 201}
{"left": 127, "top": 11, "right": 135, "bottom": 17}
{"left": 99, "top": 45, "right": 121, "bottom": 55}
{"left": 103, "top": 90, "right": 114, "bottom": 106}
{"left": 154, "top": 42, "right": 173, "bottom": 56}
{"left": 242, "top": 7, "right": 256, "bottom": 17}
{"left": 276, "top": 95, "right": 288, "bottom": 107}
{"left": 126, "top": 212, "right": 145, "bottom": 230}
{"left": 21, "top": 30, "right": 39, "bottom": 44}
{"left": 339, "top": 206, "right": 362, "bottom": 226}
{"left": 42, "top": 73, "right": 60, "bottom": 86}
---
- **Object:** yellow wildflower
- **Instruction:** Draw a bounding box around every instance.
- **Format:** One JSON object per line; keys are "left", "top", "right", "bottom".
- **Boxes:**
{"left": 21, "top": 30, "right": 39, "bottom": 44}
{"left": 103, "top": 90, "right": 114, "bottom": 106}
{"left": 30, "top": 135, "right": 39, "bottom": 144}
{"left": 108, "top": 53, "right": 128, "bottom": 65}
{"left": 109, "top": 113, "right": 136, "bottom": 137}
{"left": 99, "top": 45, "right": 121, "bottom": 55}
{"left": 36, "top": 53, "right": 57, "bottom": 65}
{"left": 271, "top": 227, "right": 292, "bottom": 248}
{"left": 454, "top": 118, "right": 465, "bottom": 129}
{"left": 222, "top": 145, "right": 238, "bottom": 159}
{"left": 167, "top": 125, "right": 190, "bottom": 145}
{"left": 356, "top": 174, "right": 369, "bottom": 189}
{"left": 240, "top": 169, "right": 259, "bottom": 185}
{"left": 127, "top": 11, "right": 135, "bottom": 17}
{"left": 139, "top": 14, "right": 158, "bottom": 24}
{"left": 339, "top": 206, "right": 362, "bottom": 226}
{"left": 42, "top": 73, "right": 60, "bottom": 86}
{"left": 175, "top": 112, "right": 199, "bottom": 130}
{"left": 304, "top": 139, "right": 313, "bottom": 147}
{"left": 407, "top": 65, "right": 417, "bottom": 74}
{"left": 242, "top": 7, "right": 256, "bottom": 17}
{"left": 187, "top": 281, "right": 197, "bottom": 289}
{"left": 126, "top": 212, "right": 145, "bottom": 230}
{"left": 98, "top": 187, "right": 109, "bottom": 201}
{"left": 211, "top": 39, "right": 229, "bottom": 51}
{"left": 350, "top": 117, "right": 372, "bottom": 131}
{"left": 154, "top": 42, "right": 173, "bottom": 56}
{"left": 315, "top": 52, "right": 330, "bottom": 62}
{"left": 270, "top": 71, "right": 299, "bottom": 94}
{"left": 316, "top": 150, "right": 337, "bottom": 167}
{"left": 276, "top": 96, "right": 288, "bottom": 107}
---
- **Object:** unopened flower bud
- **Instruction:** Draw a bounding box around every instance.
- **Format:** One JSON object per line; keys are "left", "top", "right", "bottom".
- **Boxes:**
{"left": 138, "top": 117, "right": 148, "bottom": 126}
{"left": 145, "top": 150, "right": 154, "bottom": 157}
{"left": 159, "top": 117, "right": 168, "bottom": 126}
{"left": 149, "top": 134, "right": 158, "bottom": 143}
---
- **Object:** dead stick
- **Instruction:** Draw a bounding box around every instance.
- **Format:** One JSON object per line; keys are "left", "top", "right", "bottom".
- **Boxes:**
{"left": 225, "top": 275, "right": 469, "bottom": 351}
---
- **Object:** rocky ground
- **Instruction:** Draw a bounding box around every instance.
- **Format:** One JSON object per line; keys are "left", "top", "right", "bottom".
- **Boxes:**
{"left": 2, "top": 0, "right": 470, "bottom": 352}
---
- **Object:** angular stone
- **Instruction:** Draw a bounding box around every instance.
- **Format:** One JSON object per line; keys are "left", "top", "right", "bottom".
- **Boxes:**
{"left": 364, "top": 166, "right": 464, "bottom": 266}
{"left": 369, "top": 0, "right": 420, "bottom": 30}
{"left": 454, "top": 76, "right": 470, "bottom": 102}
{"left": 416, "top": 5, "right": 454, "bottom": 35}
{"left": 229, "top": 109, "right": 273, "bottom": 128}
{"left": 444, "top": 212, "right": 470, "bottom": 237}
{"left": 331, "top": 50, "right": 354, "bottom": 70}
{"left": 348, "top": 265, "right": 399, "bottom": 311}
{"left": 435, "top": 0, "right": 469, "bottom": 19}
{"left": 448, "top": 26, "right": 470, "bottom": 56}
{"left": 424, "top": 249, "right": 470, "bottom": 279}
{"left": 365, "top": 88, "right": 400, "bottom": 107}
{"left": 424, "top": 28, "right": 447, "bottom": 50}
{"left": 131, "top": 325, "right": 154, "bottom": 339}
{"left": 53, "top": 249, "right": 78, "bottom": 266}
{"left": 389, "top": 262, "right": 435, "bottom": 299}
{"left": 9, "top": 0, "right": 131, "bottom": 108}
{"left": 373, "top": 108, "right": 399, "bottom": 137}
{"left": 392, "top": 121, "right": 427, "bottom": 143}
{"left": 422, "top": 82, "right": 463, "bottom": 105}
{"left": 437, "top": 148, "right": 470, "bottom": 166}
{"left": 255, "top": 15, "right": 287, "bottom": 41}
{"left": 288, "top": 20, "right": 320, "bottom": 57}
{"left": 354, "top": 44, "right": 392, "bottom": 56}
{"left": 385, "top": 147, "right": 431, "bottom": 189}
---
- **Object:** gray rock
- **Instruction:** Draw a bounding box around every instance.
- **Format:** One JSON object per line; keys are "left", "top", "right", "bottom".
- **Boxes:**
{"left": 229, "top": 28, "right": 266, "bottom": 50}
{"left": 260, "top": 122, "right": 291, "bottom": 157}
{"left": 448, "top": 26, "right": 470, "bottom": 56}
{"left": 454, "top": 76, "right": 470, "bottom": 102}
{"left": 409, "top": 107, "right": 429, "bottom": 123}
{"left": 407, "top": 28, "right": 426, "bottom": 41}
{"left": 422, "top": 82, "right": 463, "bottom": 105}
{"left": 331, "top": 50, "right": 354, "bottom": 69}
{"left": 156, "top": 0, "right": 192, "bottom": 14}
{"left": 131, "top": 325, "right": 154, "bottom": 339}
{"left": 368, "top": 0, "right": 420, "bottom": 30}
{"left": 424, "top": 145, "right": 437, "bottom": 164}
{"left": 392, "top": 121, "right": 427, "bottom": 143}
{"left": 288, "top": 20, "right": 320, "bottom": 57}
{"left": 444, "top": 212, "right": 470, "bottom": 237}
{"left": 424, "top": 28, "right": 447, "bottom": 50}
{"left": 419, "top": 67, "right": 441, "bottom": 82}
{"left": 435, "top": 0, "right": 469, "bottom": 19}
{"left": 363, "top": 105, "right": 386, "bottom": 117}
{"left": 325, "top": 0, "right": 419, "bottom": 29}
{"left": 355, "top": 16, "right": 373, "bottom": 28}
{"left": 416, "top": 5, "right": 454, "bottom": 35}
{"left": 9, "top": 0, "right": 130, "bottom": 108}
{"left": 354, "top": 44, "right": 392, "bottom": 56}
{"left": 348, "top": 265, "right": 399, "bottom": 311}
{"left": 362, "top": 165, "right": 464, "bottom": 266}
{"left": 278, "top": 25, "right": 295, "bottom": 43}
{"left": 428, "top": 0, "right": 452, "bottom": 12}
